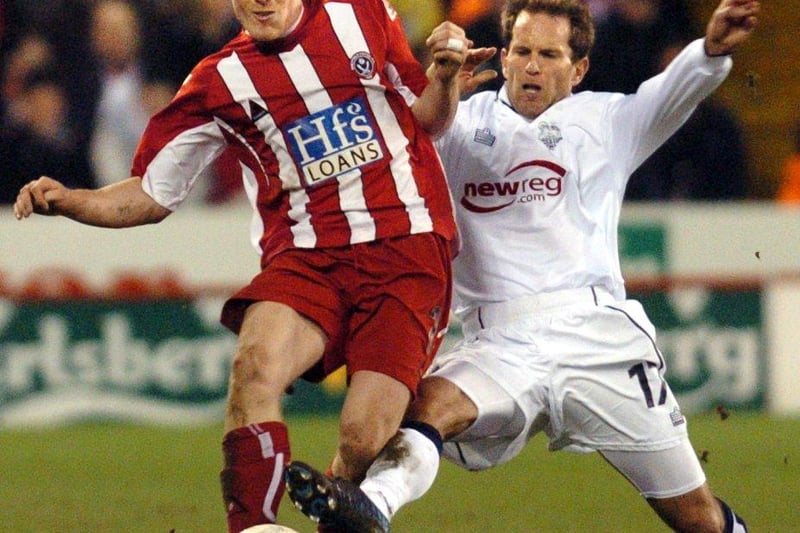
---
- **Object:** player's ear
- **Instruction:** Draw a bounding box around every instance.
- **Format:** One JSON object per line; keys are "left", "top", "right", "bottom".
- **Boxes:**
{"left": 500, "top": 47, "right": 509, "bottom": 80}
{"left": 571, "top": 56, "right": 589, "bottom": 88}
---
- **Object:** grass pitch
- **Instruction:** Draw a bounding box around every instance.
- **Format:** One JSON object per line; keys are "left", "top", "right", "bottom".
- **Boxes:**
{"left": 1, "top": 412, "right": 797, "bottom": 532}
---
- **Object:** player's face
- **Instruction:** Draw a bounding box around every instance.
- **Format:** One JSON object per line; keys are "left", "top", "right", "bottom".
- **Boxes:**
{"left": 501, "top": 11, "right": 588, "bottom": 120}
{"left": 231, "top": 0, "right": 304, "bottom": 42}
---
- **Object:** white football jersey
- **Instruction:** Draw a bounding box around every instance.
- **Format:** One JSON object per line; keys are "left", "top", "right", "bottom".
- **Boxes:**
{"left": 436, "top": 39, "right": 732, "bottom": 317}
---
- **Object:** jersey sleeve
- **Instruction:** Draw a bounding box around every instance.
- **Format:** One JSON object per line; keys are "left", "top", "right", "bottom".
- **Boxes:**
{"left": 131, "top": 63, "right": 228, "bottom": 210}
{"left": 604, "top": 38, "right": 732, "bottom": 181}
{"left": 377, "top": 0, "right": 429, "bottom": 99}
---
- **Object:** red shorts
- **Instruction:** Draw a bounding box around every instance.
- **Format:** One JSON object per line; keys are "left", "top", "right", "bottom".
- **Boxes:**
{"left": 220, "top": 233, "right": 453, "bottom": 393}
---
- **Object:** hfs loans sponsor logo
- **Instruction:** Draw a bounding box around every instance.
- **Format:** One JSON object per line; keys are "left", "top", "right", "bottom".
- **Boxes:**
{"left": 460, "top": 159, "right": 566, "bottom": 213}
{"left": 285, "top": 96, "right": 384, "bottom": 187}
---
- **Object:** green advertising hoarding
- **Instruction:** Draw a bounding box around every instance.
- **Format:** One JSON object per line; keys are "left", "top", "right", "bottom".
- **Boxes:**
{"left": 619, "top": 222, "right": 667, "bottom": 275}
{"left": 619, "top": 221, "right": 765, "bottom": 411}
{"left": 0, "top": 285, "right": 765, "bottom": 426}
{"left": 0, "top": 298, "right": 345, "bottom": 427}
{"left": 630, "top": 287, "right": 765, "bottom": 412}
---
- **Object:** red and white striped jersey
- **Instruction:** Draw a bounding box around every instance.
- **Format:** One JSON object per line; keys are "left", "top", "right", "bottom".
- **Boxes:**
{"left": 132, "top": 0, "right": 457, "bottom": 264}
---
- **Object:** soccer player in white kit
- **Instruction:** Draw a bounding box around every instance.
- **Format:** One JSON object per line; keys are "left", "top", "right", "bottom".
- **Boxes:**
{"left": 284, "top": 0, "right": 760, "bottom": 532}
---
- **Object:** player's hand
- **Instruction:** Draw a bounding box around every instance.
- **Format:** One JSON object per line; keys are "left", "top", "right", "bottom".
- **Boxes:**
{"left": 14, "top": 176, "right": 68, "bottom": 220}
{"left": 704, "top": 0, "right": 760, "bottom": 56}
{"left": 426, "top": 22, "right": 470, "bottom": 82}
{"left": 458, "top": 47, "right": 498, "bottom": 95}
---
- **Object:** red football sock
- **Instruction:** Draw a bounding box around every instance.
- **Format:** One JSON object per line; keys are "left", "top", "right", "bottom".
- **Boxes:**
{"left": 220, "top": 421, "right": 291, "bottom": 533}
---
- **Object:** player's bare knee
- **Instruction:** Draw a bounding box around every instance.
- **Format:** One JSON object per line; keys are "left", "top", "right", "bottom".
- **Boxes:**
{"left": 339, "top": 420, "right": 387, "bottom": 460}
{"left": 336, "top": 424, "right": 388, "bottom": 480}
{"left": 230, "top": 340, "right": 292, "bottom": 397}
{"left": 409, "top": 377, "right": 476, "bottom": 438}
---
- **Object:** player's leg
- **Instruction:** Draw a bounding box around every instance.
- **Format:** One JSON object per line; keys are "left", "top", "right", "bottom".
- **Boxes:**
{"left": 288, "top": 355, "right": 524, "bottom": 530}
{"left": 225, "top": 301, "right": 327, "bottom": 432}
{"left": 553, "top": 300, "right": 747, "bottom": 532}
{"left": 219, "top": 249, "right": 347, "bottom": 532}
{"left": 407, "top": 375, "right": 480, "bottom": 439}
{"left": 220, "top": 301, "right": 327, "bottom": 532}
{"left": 289, "top": 304, "right": 543, "bottom": 528}
{"left": 648, "top": 486, "right": 747, "bottom": 533}
{"left": 286, "top": 233, "right": 454, "bottom": 531}
{"left": 285, "top": 370, "right": 412, "bottom": 532}
{"left": 602, "top": 442, "right": 747, "bottom": 532}
{"left": 327, "top": 232, "right": 454, "bottom": 483}
{"left": 357, "top": 375, "right": 479, "bottom": 519}
{"left": 284, "top": 373, "right": 476, "bottom": 532}
{"left": 331, "top": 370, "right": 412, "bottom": 481}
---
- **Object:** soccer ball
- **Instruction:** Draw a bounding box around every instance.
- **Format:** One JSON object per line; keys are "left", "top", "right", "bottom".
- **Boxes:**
{"left": 240, "top": 526, "right": 301, "bottom": 533}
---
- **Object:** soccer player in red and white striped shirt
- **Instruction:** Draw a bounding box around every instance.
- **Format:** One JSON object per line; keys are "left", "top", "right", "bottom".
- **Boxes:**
{"left": 13, "top": 0, "right": 472, "bottom": 531}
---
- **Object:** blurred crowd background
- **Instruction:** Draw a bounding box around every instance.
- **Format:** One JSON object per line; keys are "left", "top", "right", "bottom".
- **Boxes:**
{"left": 1, "top": 0, "right": 798, "bottom": 207}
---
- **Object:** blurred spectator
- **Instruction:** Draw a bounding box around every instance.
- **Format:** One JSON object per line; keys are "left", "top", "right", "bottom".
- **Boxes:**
{"left": 139, "top": 0, "right": 240, "bottom": 89}
{"left": 0, "top": 32, "right": 54, "bottom": 121}
{"left": 10, "top": 0, "right": 101, "bottom": 169}
{"left": 193, "top": 0, "right": 241, "bottom": 58}
{"left": 136, "top": 0, "right": 245, "bottom": 205}
{"left": 584, "top": 0, "right": 615, "bottom": 23}
{"left": 581, "top": 0, "right": 693, "bottom": 93}
{"left": 0, "top": 65, "right": 90, "bottom": 204}
{"left": 624, "top": 40, "right": 749, "bottom": 201}
{"left": 0, "top": 1, "right": 10, "bottom": 54}
{"left": 776, "top": 121, "right": 800, "bottom": 204}
{"left": 1, "top": 0, "right": 246, "bottom": 205}
{"left": 88, "top": 0, "right": 172, "bottom": 188}
{"left": 1, "top": 2, "right": 27, "bottom": 71}
{"left": 1, "top": 1, "right": 102, "bottom": 195}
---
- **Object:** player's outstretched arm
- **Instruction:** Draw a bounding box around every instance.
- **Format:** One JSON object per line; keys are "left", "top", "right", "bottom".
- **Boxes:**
{"left": 14, "top": 176, "right": 171, "bottom": 228}
{"left": 704, "top": 0, "right": 760, "bottom": 56}
{"left": 412, "top": 22, "right": 469, "bottom": 138}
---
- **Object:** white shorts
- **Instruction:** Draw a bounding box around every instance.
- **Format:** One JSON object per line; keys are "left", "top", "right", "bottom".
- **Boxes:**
{"left": 432, "top": 288, "right": 705, "bottom": 497}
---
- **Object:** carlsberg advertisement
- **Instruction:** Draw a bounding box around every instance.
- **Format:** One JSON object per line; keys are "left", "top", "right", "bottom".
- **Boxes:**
{"left": 0, "top": 283, "right": 765, "bottom": 428}
{"left": 0, "top": 297, "right": 346, "bottom": 428}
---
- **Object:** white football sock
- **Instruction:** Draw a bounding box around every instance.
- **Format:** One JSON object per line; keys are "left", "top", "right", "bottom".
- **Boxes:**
{"left": 359, "top": 427, "right": 441, "bottom": 520}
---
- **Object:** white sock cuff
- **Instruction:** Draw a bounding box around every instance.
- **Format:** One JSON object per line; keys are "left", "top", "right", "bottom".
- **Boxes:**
{"left": 361, "top": 428, "right": 441, "bottom": 520}
{"left": 399, "top": 426, "right": 441, "bottom": 461}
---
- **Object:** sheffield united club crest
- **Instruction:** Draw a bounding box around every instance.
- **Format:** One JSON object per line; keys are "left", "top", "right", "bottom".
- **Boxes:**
{"left": 350, "top": 51, "right": 376, "bottom": 79}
